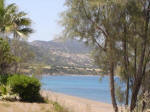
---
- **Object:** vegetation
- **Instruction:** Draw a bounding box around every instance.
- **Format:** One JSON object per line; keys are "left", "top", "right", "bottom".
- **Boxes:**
{"left": 34, "top": 65, "right": 100, "bottom": 75}
{"left": 29, "top": 39, "right": 97, "bottom": 74}
{"left": 7, "top": 75, "right": 43, "bottom": 102}
{"left": 0, "top": 38, "right": 16, "bottom": 75}
{"left": 9, "top": 39, "right": 99, "bottom": 75}
{"left": 1, "top": 0, "right": 150, "bottom": 111}
{"left": 0, "top": 0, "right": 43, "bottom": 103}
{"left": 0, "top": 0, "right": 33, "bottom": 39}
{"left": 0, "top": 75, "right": 10, "bottom": 85}
{"left": 0, "top": 0, "right": 33, "bottom": 74}
{"left": 12, "top": 41, "right": 35, "bottom": 74}
{"left": 0, "top": 74, "right": 44, "bottom": 102}
{"left": 52, "top": 102, "right": 69, "bottom": 112}
{"left": 61, "top": 0, "right": 150, "bottom": 112}
{"left": 0, "top": 100, "right": 70, "bottom": 112}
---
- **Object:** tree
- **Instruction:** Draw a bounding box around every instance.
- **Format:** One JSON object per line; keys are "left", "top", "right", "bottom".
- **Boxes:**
{"left": 0, "top": 0, "right": 33, "bottom": 74}
{"left": 0, "top": 0, "right": 33, "bottom": 39}
{"left": 61, "top": 0, "right": 150, "bottom": 111}
{"left": 0, "top": 38, "right": 16, "bottom": 74}
{"left": 12, "top": 11, "right": 33, "bottom": 39}
{"left": 61, "top": 0, "right": 121, "bottom": 111}
{"left": 11, "top": 41, "right": 35, "bottom": 74}
{"left": 121, "top": 1, "right": 150, "bottom": 110}
{"left": 0, "top": 0, "right": 17, "bottom": 38}
{"left": 10, "top": 10, "right": 33, "bottom": 73}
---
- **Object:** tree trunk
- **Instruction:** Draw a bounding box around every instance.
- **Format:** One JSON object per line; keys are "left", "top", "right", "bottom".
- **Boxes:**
{"left": 142, "top": 101, "right": 146, "bottom": 112}
{"left": 130, "top": 6, "right": 149, "bottom": 110}
{"left": 125, "top": 77, "right": 129, "bottom": 105}
{"left": 130, "top": 77, "right": 143, "bottom": 111}
{"left": 123, "top": 24, "right": 130, "bottom": 106}
{"left": 142, "top": 89, "right": 146, "bottom": 112}
{"left": 14, "top": 62, "right": 18, "bottom": 73}
{"left": 109, "top": 61, "right": 118, "bottom": 112}
{"left": 12, "top": 33, "right": 19, "bottom": 74}
{"left": 134, "top": 43, "right": 137, "bottom": 80}
{"left": 130, "top": 35, "right": 147, "bottom": 111}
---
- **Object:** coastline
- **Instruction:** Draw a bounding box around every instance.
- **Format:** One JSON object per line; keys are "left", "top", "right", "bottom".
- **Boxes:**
{"left": 41, "top": 74, "right": 101, "bottom": 76}
{"left": 41, "top": 90, "right": 114, "bottom": 112}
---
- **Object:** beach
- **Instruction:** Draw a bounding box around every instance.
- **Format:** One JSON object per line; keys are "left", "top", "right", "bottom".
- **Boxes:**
{"left": 0, "top": 91, "right": 120, "bottom": 112}
{"left": 41, "top": 90, "right": 114, "bottom": 112}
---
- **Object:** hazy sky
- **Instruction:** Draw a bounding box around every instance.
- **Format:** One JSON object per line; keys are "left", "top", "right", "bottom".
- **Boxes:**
{"left": 7, "top": 0, "right": 66, "bottom": 42}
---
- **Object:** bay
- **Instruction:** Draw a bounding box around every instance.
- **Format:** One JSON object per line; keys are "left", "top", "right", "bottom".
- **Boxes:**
{"left": 41, "top": 75, "right": 111, "bottom": 103}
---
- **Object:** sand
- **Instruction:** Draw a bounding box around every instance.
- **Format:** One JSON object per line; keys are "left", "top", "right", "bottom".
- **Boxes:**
{"left": 41, "top": 91, "right": 115, "bottom": 112}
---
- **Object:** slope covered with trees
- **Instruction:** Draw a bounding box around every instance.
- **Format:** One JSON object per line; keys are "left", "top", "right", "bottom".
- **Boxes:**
{"left": 28, "top": 39, "right": 100, "bottom": 75}
{"left": 30, "top": 39, "right": 94, "bottom": 67}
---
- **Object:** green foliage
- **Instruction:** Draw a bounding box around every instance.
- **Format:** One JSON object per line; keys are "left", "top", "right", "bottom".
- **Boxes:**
{"left": 0, "top": 0, "right": 33, "bottom": 74}
{"left": 0, "top": 75, "right": 10, "bottom": 85}
{"left": 7, "top": 74, "right": 43, "bottom": 102}
{"left": 0, "top": 38, "right": 16, "bottom": 74}
{"left": 0, "top": 74, "right": 19, "bottom": 101}
{"left": 61, "top": 0, "right": 150, "bottom": 111}
{"left": 0, "top": 84, "right": 11, "bottom": 95}
{"left": 0, "top": 0, "right": 33, "bottom": 38}
{"left": 52, "top": 102, "right": 69, "bottom": 112}
{"left": 0, "top": 1, "right": 17, "bottom": 34}
{"left": 11, "top": 40, "right": 35, "bottom": 74}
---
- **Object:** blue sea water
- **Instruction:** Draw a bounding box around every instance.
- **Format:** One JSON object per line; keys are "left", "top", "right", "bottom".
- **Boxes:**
{"left": 41, "top": 75, "right": 111, "bottom": 103}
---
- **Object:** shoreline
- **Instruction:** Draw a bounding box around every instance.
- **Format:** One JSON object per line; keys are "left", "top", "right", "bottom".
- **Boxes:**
{"left": 41, "top": 74, "right": 102, "bottom": 77}
{"left": 41, "top": 90, "right": 114, "bottom": 112}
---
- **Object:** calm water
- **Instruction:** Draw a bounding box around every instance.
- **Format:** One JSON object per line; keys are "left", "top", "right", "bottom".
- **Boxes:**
{"left": 41, "top": 75, "right": 111, "bottom": 103}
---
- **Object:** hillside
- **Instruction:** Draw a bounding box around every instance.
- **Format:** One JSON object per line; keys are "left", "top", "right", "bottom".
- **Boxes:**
{"left": 30, "top": 39, "right": 95, "bottom": 67}
{"left": 28, "top": 39, "right": 100, "bottom": 75}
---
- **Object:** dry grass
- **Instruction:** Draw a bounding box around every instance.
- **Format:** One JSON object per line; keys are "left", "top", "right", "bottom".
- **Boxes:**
{"left": 0, "top": 101, "right": 55, "bottom": 112}
{"left": 0, "top": 91, "right": 70, "bottom": 112}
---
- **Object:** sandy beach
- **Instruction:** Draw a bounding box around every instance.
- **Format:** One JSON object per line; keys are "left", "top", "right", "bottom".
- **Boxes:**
{"left": 41, "top": 90, "right": 114, "bottom": 112}
{"left": 0, "top": 91, "right": 119, "bottom": 112}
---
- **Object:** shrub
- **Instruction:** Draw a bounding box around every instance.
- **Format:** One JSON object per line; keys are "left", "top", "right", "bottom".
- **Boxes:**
{"left": 0, "top": 84, "right": 19, "bottom": 101}
{"left": 0, "top": 75, "right": 17, "bottom": 101}
{"left": 0, "top": 85, "right": 11, "bottom": 95}
{"left": 0, "top": 75, "right": 12, "bottom": 85}
{"left": 7, "top": 74, "right": 43, "bottom": 102}
{"left": 53, "top": 102, "right": 69, "bottom": 112}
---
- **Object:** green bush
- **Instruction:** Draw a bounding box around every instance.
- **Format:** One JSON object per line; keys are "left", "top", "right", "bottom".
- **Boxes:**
{"left": 0, "top": 75, "right": 12, "bottom": 85}
{"left": 7, "top": 74, "right": 43, "bottom": 102}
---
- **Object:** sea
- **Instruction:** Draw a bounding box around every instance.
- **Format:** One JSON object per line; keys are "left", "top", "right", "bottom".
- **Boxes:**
{"left": 41, "top": 75, "right": 111, "bottom": 103}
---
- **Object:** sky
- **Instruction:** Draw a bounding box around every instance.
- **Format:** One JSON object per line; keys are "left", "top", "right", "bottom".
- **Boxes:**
{"left": 7, "top": 0, "right": 66, "bottom": 42}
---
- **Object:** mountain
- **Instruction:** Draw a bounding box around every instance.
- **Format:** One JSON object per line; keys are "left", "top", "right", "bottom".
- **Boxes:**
{"left": 30, "top": 39, "right": 95, "bottom": 67}
{"left": 28, "top": 39, "right": 100, "bottom": 75}
{"left": 30, "top": 39, "right": 90, "bottom": 54}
